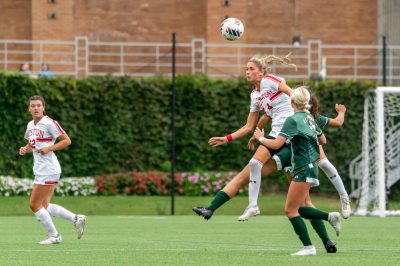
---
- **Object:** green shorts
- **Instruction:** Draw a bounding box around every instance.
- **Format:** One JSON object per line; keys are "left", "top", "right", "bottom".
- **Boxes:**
{"left": 272, "top": 145, "right": 292, "bottom": 172}
{"left": 261, "top": 136, "right": 285, "bottom": 156}
{"left": 292, "top": 162, "right": 319, "bottom": 187}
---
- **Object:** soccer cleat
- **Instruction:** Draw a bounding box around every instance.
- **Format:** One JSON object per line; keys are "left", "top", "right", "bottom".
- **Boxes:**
{"left": 74, "top": 215, "right": 86, "bottom": 239}
{"left": 192, "top": 207, "right": 214, "bottom": 220}
{"left": 38, "top": 234, "right": 62, "bottom": 245}
{"left": 324, "top": 239, "right": 337, "bottom": 253}
{"left": 238, "top": 205, "right": 260, "bottom": 221}
{"left": 328, "top": 212, "right": 341, "bottom": 236}
{"left": 340, "top": 196, "right": 351, "bottom": 219}
{"left": 290, "top": 245, "right": 316, "bottom": 256}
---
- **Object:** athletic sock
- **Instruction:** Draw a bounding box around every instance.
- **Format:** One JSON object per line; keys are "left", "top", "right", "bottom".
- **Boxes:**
{"left": 318, "top": 158, "right": 348, "bottom": 198}
{"left": 207, "top": 190, "right": 230, "bottom": 211}
{"left": 298, "top": 206, "right": 329, "bottom": 221}
{"left": 248, "top": 158, "right": 263, "bottom": 207}
{"left": 34, "top": 208, "right": 58, "bottom": 237}
{"left": 310, "top": 219, "right": 329, "bottom": 244}
{"left": 47, "top": 203, "right": 76, "bottom": 222}
{"left": 289, "top": 216, "right": 312, "bottom": 246}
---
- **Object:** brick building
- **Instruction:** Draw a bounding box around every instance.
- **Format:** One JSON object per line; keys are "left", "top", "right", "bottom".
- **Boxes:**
{"left": 0, "top": 0, "right": 379, "bottom": 44}
{"left": 0, "top": 0, "right": 398, "bottom": 80}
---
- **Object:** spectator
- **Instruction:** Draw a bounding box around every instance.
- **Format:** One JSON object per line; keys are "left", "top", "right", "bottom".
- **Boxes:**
{"left": 38, "top": 63, "right": 55, "bottom": 78}
{"left": 19, "top": 62, "right": 32, "bottom": 75}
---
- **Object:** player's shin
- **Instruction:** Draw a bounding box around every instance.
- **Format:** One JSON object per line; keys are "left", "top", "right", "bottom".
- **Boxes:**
{"left": 47, "top": 203, "right": 76, "bottom": 222}
{"left": 207, "top": 190, "right": 230, "bottom": 211}
{"left": 34, "top": 207, "right": 58, "bottom": 237}
{"left": 248, "top": 158, "right": 263, "bottom": 208}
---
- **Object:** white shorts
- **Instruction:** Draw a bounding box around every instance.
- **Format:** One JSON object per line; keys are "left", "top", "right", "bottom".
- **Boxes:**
{"left": 34, "top": 174, "right": 60, "bottom": 185}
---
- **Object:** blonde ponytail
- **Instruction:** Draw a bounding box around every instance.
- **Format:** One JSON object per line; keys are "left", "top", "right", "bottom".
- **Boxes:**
{"left": 248, "top": 52, "right": 297, "bottom": 75}
{"left": 291, "top": 86, "right": 321, "bottom": 136}
{"left": 261, "top": 52, "right": 298, "bottom": 72}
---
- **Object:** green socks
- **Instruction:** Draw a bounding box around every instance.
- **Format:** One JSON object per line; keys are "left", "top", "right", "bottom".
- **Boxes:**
{"left": 298, "top": 206, "right": 329, "bottom": 220}
{"left": 289, "top": 216, "right": 312, "bottom": 246}
{"left": 207, "top": 190, "right": 230, "bottom": 211}
{"left": 299, "top": 206, "right": 331, "bottom": 245}
{"left": 310, "top": 219, "right": 329, "bottom": 245}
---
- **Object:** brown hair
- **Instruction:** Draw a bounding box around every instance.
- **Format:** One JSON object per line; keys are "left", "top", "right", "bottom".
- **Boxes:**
{"left": 28, "top": 95, "right": 46, "bottom": 115}
{"left": 28, "top": 95, "right": 45, "bottom": 107}
{"left": 41, "top": 63, "right": 50, "bottom": 71}
{"left": 308, "top": 91, "right": 320, "bottom": 119}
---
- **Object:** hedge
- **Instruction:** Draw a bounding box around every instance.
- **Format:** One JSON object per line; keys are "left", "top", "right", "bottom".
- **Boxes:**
{"left": 0, "top": 72, "right": 375, "bottom": 192}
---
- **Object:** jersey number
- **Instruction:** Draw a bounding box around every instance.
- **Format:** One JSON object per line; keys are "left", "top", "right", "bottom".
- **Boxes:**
{"left": 29, "top": 139, "right": 36, "bottom": 148}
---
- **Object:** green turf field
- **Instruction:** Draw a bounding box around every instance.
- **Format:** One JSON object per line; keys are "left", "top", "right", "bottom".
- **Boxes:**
{"left": 1, "top": 196, "right": 399, "bottom": 265}
{"left": 0, "top": 215, "right": 399, "bottom": 266}
{"left": 0, "top": 194, "right": 353, "bottom": 216}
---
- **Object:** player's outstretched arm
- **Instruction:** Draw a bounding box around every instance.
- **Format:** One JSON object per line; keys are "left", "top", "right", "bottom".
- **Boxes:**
{"left": 248, "top": 114, "right": 271, "bottom": 150}
{"left": 329, "top": 104, "right": 346, "bottom": 127}
{"left": 208, "top": 111, "right": 259, "bottom": 147}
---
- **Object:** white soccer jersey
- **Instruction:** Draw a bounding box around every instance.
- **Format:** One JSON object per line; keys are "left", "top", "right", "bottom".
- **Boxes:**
{"left": 24, "top": 116, "right": 65, "bottom": 176}
{"left": 249, "top": 86, "right": 263, "bottom": 112}
{"left": 258, "top": 74, "right": 294, "bottom": 137}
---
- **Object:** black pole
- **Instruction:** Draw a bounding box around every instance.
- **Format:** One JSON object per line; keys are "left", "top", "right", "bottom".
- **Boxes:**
{"left": 171, "top": 33, "right": 176, "bottom": 215}
{"left": 383, "top": 35, "right": 387, "bottom": 86}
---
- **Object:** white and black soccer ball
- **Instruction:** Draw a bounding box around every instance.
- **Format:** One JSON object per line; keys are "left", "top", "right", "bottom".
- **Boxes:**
{"left": 220, "top": 17, "right": 244, "bottom": 41}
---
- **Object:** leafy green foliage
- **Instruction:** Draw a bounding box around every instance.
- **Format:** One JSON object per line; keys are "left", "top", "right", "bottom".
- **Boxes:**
{"left": 0, "top": 73, "right": 374, "bottom": 193}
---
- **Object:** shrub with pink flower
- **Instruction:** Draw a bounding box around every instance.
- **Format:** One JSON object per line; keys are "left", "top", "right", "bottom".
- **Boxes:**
{"left": 94, "top": 172, "right": 170, "bottom": 195}
{"left": 94, "top": 171, "right": 244, "bottom": 196}
{"left": 176, "top": 171, "right": 245, "bottom": 196}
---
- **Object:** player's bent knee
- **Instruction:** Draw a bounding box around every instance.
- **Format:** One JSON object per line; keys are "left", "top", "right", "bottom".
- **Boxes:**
{"left": 29, "top": 203, "right": 41, "bottom": 212}
{"left": 284, "top": 207, "right": 298, "bottom": 218}
{"left": 249, "top": 158, "right": 263, "bottom": 168}
{"left": 304, "top": 199, "right": 313, "bottom": 207}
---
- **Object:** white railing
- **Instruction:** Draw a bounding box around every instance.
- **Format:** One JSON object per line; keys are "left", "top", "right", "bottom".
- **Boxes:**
{"left": 0, "top": 37, "right": 399, "bottom": 84}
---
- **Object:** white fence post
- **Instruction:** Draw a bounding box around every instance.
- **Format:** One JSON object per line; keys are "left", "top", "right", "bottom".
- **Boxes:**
{"left": 120, "top": 45, "right": 124, "bottom": 75}
{"left": 75, "top": 36, "right": 88, "bottom": 78}
{"left": 4, "top": 42, "right": 7, "bottom": 70}
{"left": 191, "top": 39, "right": 205, "bottom": 75}
{"left": 308, "top": 40, "right": 321, "bottom": 79}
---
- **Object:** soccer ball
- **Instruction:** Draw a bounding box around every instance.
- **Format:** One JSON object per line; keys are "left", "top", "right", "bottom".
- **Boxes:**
{"left": 220, "top": 17, "right": 244, "bottom": 41}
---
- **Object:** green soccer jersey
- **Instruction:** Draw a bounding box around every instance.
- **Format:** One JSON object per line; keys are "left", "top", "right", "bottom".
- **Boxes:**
{"left": 279, "top": 112, "right": 321, "bottom": 174}
{"left": 315, "top": 115, "right": 330, "bottom": 131}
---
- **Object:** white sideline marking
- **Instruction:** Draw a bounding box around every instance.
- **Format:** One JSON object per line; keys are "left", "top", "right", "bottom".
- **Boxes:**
{"left": 0, "top": 247, "right": 399, "bottom": 253}
{"left": 115, "top": 216, "right": 167, "bottom": 220}
{"left": 0, "top": 249, "right": 199, "bottom": 253}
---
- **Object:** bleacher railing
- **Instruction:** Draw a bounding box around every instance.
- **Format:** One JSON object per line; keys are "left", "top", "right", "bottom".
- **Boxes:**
{"left": 1, "top": 37, "right": 399, "bottom": 84}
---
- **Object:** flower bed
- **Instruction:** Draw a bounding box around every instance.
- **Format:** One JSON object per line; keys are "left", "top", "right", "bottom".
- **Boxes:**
{"left": 1, "top": 171, "right": 243, "bottom": 196}
{"left": 0, "top": 176, "right": 96, "bottom": 196}
{"left": 177, "top": 172, "right": 244, "bottom": 196}
{"left": 93, "top": 171, "right": 244, "bottom": 196}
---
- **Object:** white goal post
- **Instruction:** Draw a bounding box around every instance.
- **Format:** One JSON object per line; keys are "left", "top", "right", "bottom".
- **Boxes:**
{"left": 349, "top": 87, "right": 400, "bottom": 217}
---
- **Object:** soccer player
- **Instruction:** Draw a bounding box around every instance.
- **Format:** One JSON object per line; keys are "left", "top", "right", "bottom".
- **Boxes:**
{"left": 193, "top": 61, "right": 350, "bottom": 220}
{"left": 254, "top": 86, "right": 341, "bottom": 256}
{"left": 244, "top": 95, "right": 351, "bottom": 220}
{"left": 273, "top": 145, "right": 338, "bottom": 254}
{"left": 201, "top": 53, "right": 296, "bottom": 220}
{"left": 19, "top": 95, "right": 86, "bottom": 244}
